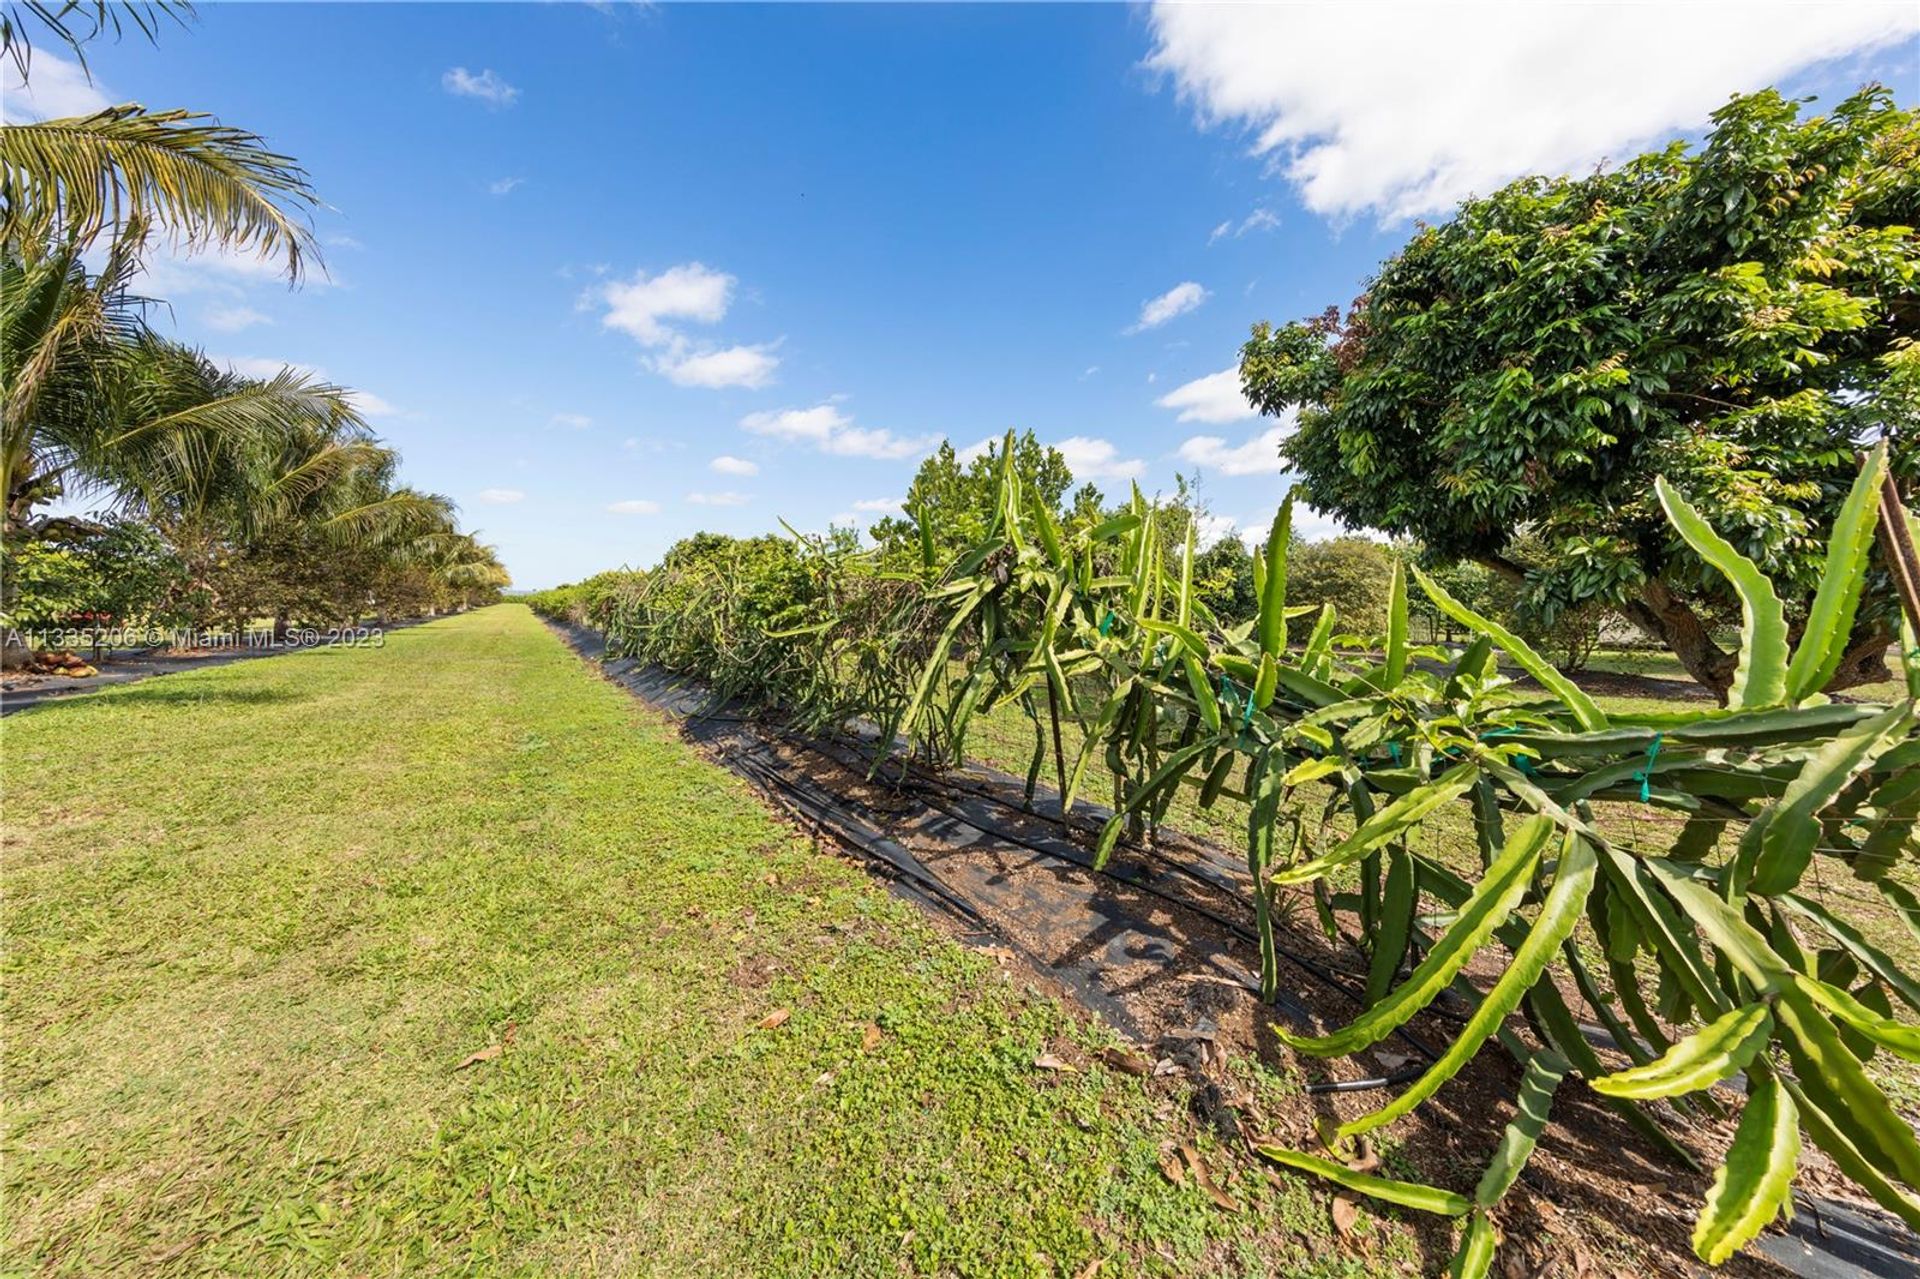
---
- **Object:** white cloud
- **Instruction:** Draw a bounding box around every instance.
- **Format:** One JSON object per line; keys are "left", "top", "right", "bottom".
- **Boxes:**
{"left": 599, "top": 263, "right": 736, "bottom": 345}
{"left": 324, "top": 233, "right": 364, "bottom": 250}
{"left": 1207, "top": 208, "right": 1281, "bottom": 245}
{"left": 346, "top": 390, "right": 401, "bottom": 419}
{"left": 607, "top": 499, "right": 662, "bottom": 515}
{"left": 1146, "top": 1, "right": 1918, "bottom": 222}
{"left": 1194, "top": 512, "right": 1242, "bottom": 550}
{"left": 1293, "top": 505, "right": 1365, "bottom": 543}
{"left": 655, "top": 342, "right": 780, "bottom": 390}
{"left": 596, "top": 263, "right": 781, "bottom": 388}
{"left": 829, "top": 424, "right": 936, "bottom": 460}
{"left": 1081, "top": 365, "right": 1100, "bottom": 380}
{"left": 710, "top": 455, "right": 759, "bottom": 476}
{"left": 203, "top": 305, "right": 272, "bottom": 333}
{"left": 851, "top": 497, "right": 905, "bottom": 513}
{"left": 955, "top": 437, "right": 995, "bottom": 464}
{"left": 686, "top": 491, "right": 751, "bottom": 507}
{"left": 220, "top": 354, "right": 308, "bottom": 381}
{"left": 2, "top": 50, "right": 110, "bottom": 119}
{"left": 1231, "top": 503, "right": 1369, "bottom": 549}
{"left": 442, "top": 66, "right": 520, "bottom": 107}
{"left": 476, "top": 488, "right": 525, "bottom": 505}
{"left": 138, "top": 243, "right": 311, "bottom": 298}
{"left": 1177, "top": 422, "right": 1294, "bottom": 476}
{"left": 741, "top": 403, "right": 934, "bottom": 461}
{"left": 488, "top": 176, "right": 524, "bottom": 196}
{"left": 549, "top": 412, "right": 592, "bottom": 430}
{"left": 1056, "top": 436, "right": 1145, "bottom": 482}
{"left": 217, "top": 355, "right": 397, "bottom": 417}
{"left": 1128, "top": 281, "right": 1209, "bottom": 333}
{"left": 1156, "top": 366, "right": 1257, "bottom": 424}
{"left": 748, "top": 404, "right": 845, "bottom": 445}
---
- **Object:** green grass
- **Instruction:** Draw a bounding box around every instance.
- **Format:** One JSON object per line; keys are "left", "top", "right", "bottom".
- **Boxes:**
{"left": 3, "top": 605, "right": 1404, "bottom": 1279}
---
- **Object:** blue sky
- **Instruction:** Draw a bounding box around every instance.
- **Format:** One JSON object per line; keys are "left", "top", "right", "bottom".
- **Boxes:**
{"left": 9, "top": 2, "right": 1916, "bottom": 588}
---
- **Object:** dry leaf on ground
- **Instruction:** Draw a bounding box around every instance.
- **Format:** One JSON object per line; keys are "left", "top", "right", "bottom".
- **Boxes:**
{"left": 757, "top": 1008, "right": 791, "bottom": 1030}
{"left": 1178, "top": 1143, "right": 1238, "bottom": 1212}
{"left": 862, "top": 1023, "right": 883, "bottom": 1051}
{"left": 454, "top": 1044, "right": 502, "bottom": 1070}
{"left": 1331, "top": 1194, "right": 1360, "bottom": 1237}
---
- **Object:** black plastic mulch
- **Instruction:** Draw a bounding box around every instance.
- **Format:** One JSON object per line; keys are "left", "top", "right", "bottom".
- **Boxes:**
{"left": 548, "top": 619, "right": 1920, "bottom": 1279}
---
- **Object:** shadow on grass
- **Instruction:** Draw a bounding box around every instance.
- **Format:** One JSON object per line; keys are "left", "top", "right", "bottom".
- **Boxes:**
{"left": 96, "top": 685, "right": 306, "bottom": 709}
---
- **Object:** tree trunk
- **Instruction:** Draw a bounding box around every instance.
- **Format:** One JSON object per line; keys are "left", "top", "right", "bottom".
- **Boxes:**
{"left": 1618, "top": 580, "right": 1736, "bottom": 704}
{"left": 1826, "top": 625, "right": 1894, "bottom": 693}
{"left": 1, "top": 629, "right": 32, "bottom": 670}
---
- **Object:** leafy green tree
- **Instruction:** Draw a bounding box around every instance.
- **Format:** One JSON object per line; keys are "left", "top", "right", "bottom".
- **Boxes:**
{"left": 1291, "top": 537, "right": 1395, "bottom": 636}
{"left": 1240, "top": 87, "right": 1919, "bottom": 699}
{"left": 1191, "top": 534, "right": 1255, "bottom": 621}
{"left": 0, "top": 515, "right": 188, "bottom": 649}
{"left": 870, "top": 432, "right": 1076, "bottom": 566}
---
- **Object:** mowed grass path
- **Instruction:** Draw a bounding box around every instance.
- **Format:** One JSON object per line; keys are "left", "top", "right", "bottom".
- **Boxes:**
{"left": 3, "top": 606, "right": 1366, "bottom": 1278}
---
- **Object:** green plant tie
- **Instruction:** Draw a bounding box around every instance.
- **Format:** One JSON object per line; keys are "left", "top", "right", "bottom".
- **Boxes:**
{"left": 1099, "top": 610, "right": 1115, "bottom": 636}
{"left": 1480, "top": 725, "right": 1534, "bottom": 775}
{"left": 1634, "top": 731, "right": 1663, "bottom": 803}
{"left": 1387, "top": 743, "right": 1402, "bottom": 765}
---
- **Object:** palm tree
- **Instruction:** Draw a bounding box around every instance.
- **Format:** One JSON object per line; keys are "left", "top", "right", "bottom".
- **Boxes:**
{"left": 1, "top": 3, "right": 317, "bottom": 276}
{"left": 2, "top": 7, "right": 513, "bottom": 656}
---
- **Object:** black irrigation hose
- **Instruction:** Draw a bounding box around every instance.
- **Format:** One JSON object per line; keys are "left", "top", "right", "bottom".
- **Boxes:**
{"left": 898, "top": 775, "right": 1446, "bottom": 1063}
{"left": 1306, "top": 1067, "right": 1428, "bottom": 1095}
{"left": 720, "top": 743, "right": 990, "bottom": 930}
{"left": 755, "top": 721, "right": 1449, "bottom": 1068}
{"left": 796, "top": 726, "right": 1258, "bottom": 903}
{"left": 574, "top": 637, "right": 1449, "bottom": 1085}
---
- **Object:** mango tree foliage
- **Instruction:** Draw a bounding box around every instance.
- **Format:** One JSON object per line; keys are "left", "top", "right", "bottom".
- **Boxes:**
{"left": 1239, "top": 88, "right": 1920, "bottom": 699}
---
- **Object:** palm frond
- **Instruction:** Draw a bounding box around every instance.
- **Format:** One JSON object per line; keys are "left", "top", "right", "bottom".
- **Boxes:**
{"left": 2, "top": 3, "right": 193, "bottom": 80}
{"left": 322, "top": 488, "right": 456, "bottom": 545}
{"left": 1, "top": 104, "right": 317, "bottom": 277}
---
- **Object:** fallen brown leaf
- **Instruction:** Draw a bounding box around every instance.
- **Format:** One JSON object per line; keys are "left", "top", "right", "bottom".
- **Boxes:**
{"left": 1157, "top": 1149, "right": 1186, "bottom": 1185}
{"left": 757, "top": 1008, "right": 791, "bottom": 1030}
{"left": 502, "top": 1021, "right": 518, "bottom": 1047}
{"left": 1100, "top": 1046, "right": 1153, "bottom": 1077}
{"left": 862, "top": 1023, "right": 883, "bottom": 1051}
{"left": 1033, "top": 1052, "right": 1076, "bottom": 1072}
{"left": 1331, "top": 1193, "right": 1361, "bottom": 1238}
{"left": 1179, "top": 1144, "right": 1238, "bottom": 1212}
{"left": 1072, "top": 1260, "right": 1103, "bottom": 1279}
{"left": 454, "top": 1044, "right": 502, "bottom": 1071}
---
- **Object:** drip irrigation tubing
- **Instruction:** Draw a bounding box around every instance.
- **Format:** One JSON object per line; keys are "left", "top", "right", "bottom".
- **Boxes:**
{"left": 557, "top": 628, "right": 1614, "bottom": 1086}
{"left": 614, "top": 663, "right": 1451, "bottom": 1072}
{"left": 749, "top": 725, "right": 1472, "bottom": 1040}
